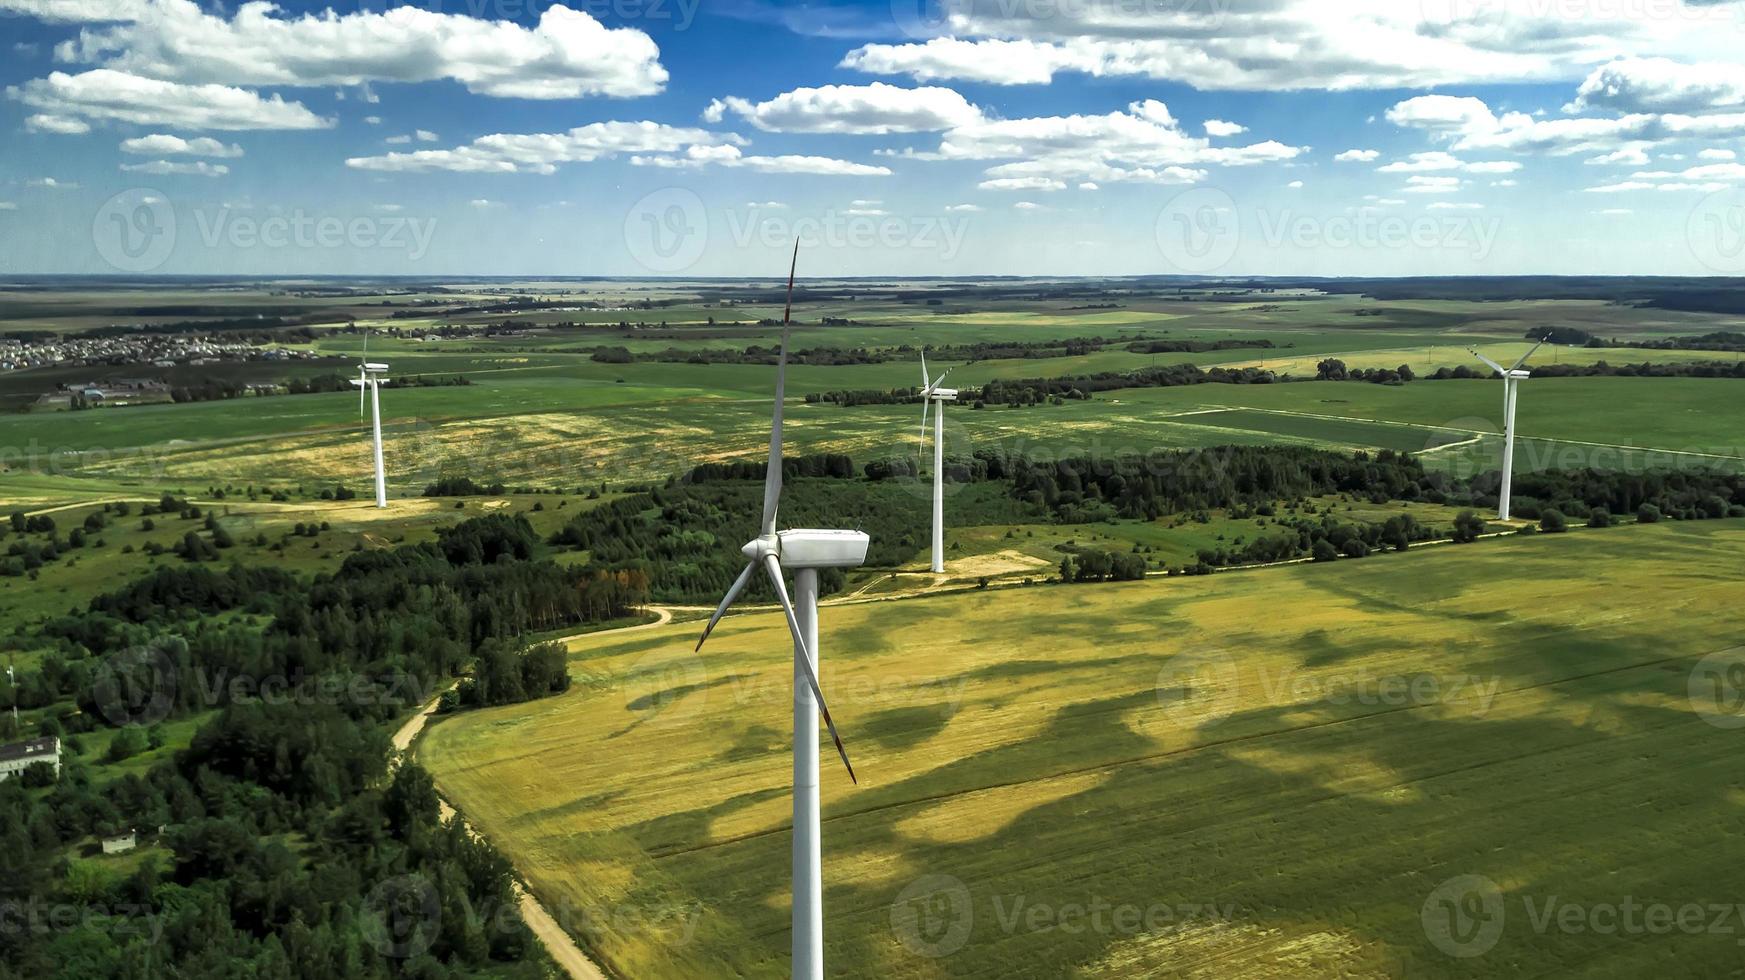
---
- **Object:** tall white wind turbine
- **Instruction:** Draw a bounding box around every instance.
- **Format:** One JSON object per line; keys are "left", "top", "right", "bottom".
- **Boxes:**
{"left": 917, "top": 353, "right": 958, "bottom": 574}
{"left": 695, "top": 242, "right": 865, "bottom": 980}
{"left": 1470, "top": 339, "right": 1545, "bottom": 522}
{"left": 350, "top": 358, "right": 391, "bottom": 509}
{"left": 357, "top": 330, "right": 370, "bottom": 417}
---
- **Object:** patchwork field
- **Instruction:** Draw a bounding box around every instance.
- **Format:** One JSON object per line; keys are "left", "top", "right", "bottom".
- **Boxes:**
{"left": 420, "top": 520, "right": 1745, "bottom": 979}
{"left": 6, "top": 373, "right": 1743, "bottom": 497}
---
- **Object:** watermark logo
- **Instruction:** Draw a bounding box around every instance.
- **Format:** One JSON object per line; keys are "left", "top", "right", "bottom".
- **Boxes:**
{"left": 1423, "top": 417, "right": 1500, "bottom": 481}
{"left": 1258, "top": 208, "right": 1502, "bottom": 260}
{"left": 1417, "top": 0, "right": 1512, "bottom": 47}
{"left": 361, "top": 874, "right": 442, "bottom": 960}
{"left": 622, "top": 651, "right": 710, "bottom": 727}
{"left": 191, "top": 207, "right": 436, "bottom": 261}
{"left": 626, "top": 187, "right": 707, "bottom": 273}
{"left": 1154, "top": 188, "right": 1240, "bottom": 274}
{"left": 1151, "top": 647, "right": 1240, "bottom": 730}
{"left": 357, "top": 0, "right": 699, "bottom": 26}
{"left": 890, "top": 0, "right": 1231, "bottom": 41}
{"left": 724, "top": 207, "right": 972, "bottom": 259}
{"left": 94, "top": 189, "right": 176, "bottom": 273}
{"left": 1689, "top": 648, "right": 1745, "bottom": 730}
{"left": 1422, "top": 874, "right": 1506, "bottom": 958}
{"left": 91, "top": 643, "right": 178, "bottom": 727}
{"left": 891, "top": 874, "right": 973, "bottom": 958}
{"left": 1689, "top": 189, "right": 1745, "bottom": 274}
{"left": 889, "top": 0, "right": 953, "bottom": 39}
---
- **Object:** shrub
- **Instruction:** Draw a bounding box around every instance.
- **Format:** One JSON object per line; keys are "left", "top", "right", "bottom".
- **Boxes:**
{"left": 1540, "top": 509, "right": 1568, "bottom": 533}
{"left": 1589, "top": 507, "right": 1612, "bottom": 529}
{"left": 1637, "top": 503, "right": 1662, "bottom": 524}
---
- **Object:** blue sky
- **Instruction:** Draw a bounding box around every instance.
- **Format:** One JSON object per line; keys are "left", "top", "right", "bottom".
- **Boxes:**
{"left": 4, "top": 0, "right": 1745, "bottom": 276}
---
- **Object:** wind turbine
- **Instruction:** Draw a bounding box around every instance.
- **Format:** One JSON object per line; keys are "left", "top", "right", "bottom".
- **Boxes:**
{"left": 350, "top": 353, "right": 390, "bottom": 509}
{"left": 695, "top": 241, "right": 865, "bottom": 980}
{"left": 1470, "top": 339, "right": 1545, "bottom": 522}
{"left": 357, "top": 330, "right": 371, "bottom": 417}
{"left": 917, "top": 353, "right": 958, "bottom": 574}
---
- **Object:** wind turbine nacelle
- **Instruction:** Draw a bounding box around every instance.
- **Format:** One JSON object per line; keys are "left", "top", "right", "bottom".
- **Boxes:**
{"left": 778, "top": 529, "right": 870, "bottom": 569}
{"left": 364, "top": 362, "right": 390, "bottom": 373}
{"left": 929, "top": 388, "right": 959, "bottom": 401}
{"left": 1507, "top": 370, "right": 1531, "bottom": 380}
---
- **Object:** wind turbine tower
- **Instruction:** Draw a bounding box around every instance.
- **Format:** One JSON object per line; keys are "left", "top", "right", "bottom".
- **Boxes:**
{"left": 918, "top": 353, "right": 958, "bottom": 574}
{"left": 696, "top": 242, "right": 863, "bottom": 980}
{"left": 351, "top": 359, "right": 391, "bottom": 508}
{"left": 1470, "top": 339, "right": 1544, "bottom": 522}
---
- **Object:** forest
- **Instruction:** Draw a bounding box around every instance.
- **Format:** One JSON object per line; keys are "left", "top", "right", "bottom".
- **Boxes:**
{"left": 0, "top": 514, "right": 647, "bottom": 978}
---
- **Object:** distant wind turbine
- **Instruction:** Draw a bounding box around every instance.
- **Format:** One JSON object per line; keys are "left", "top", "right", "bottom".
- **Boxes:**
{"left": 350, "top": 353, "right": 391, "bottom": 509}
{"left": 1470, "top": 339, "right": 1544, "bottom": 521}
{"left": 695, "top": 241, "right": 865, "bottom": 980}
{"left": 357, "top": 330, "right": 370, "bottom": 417}
{"left": 917, "top": 353, "right": 958, "bottom": 574}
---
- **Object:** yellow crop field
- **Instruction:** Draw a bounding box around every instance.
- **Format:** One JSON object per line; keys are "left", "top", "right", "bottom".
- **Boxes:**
{"left": 421, "top": 520, "right": 1745, "bottom": 979}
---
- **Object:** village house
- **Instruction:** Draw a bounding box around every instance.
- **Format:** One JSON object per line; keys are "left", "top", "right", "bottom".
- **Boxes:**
{"left": 0, "top": 736, "right": 61, "bottom": 782}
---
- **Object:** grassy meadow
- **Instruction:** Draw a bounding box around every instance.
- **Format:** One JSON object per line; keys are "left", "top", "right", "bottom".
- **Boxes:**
{"left": 420, "top": 519, "right": 1745, "bottom": 979}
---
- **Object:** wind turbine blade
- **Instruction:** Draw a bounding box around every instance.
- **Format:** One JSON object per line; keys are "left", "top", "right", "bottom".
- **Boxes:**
{"left": 781, "top": 240, "right": 799, "bottom": 327}
{"left": 919, "top": 397, "right": 931, "bottom": 458}
{"left": 696, "top": 560, "right": 758, "bottom": 651}
{"left": 933, "top": 367, "right": 952, "bottom": 389}
{"left": 1469, "top": 349, "right": 1508, "bottom": 376}
{"left": 1510, "top": 338, "right": 1546, "bottom": 372}
{"left": 920, "top": 351, "right": 929, "bottom": 389}
{"left": 763, "top": 555, "right": 857, "bottom": 784}
{"left": 761, "top": 240, "right": 799, "bottom": 536}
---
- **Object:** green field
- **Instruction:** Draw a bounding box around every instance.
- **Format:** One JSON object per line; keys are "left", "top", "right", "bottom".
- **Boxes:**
{"left": 7, "top": 286, "right": 1745, "bottom": 499}
{"left": 5, "top": 374, "right": 1742, "bottom": 498}
{"left": 420, "top": 520, "right": 1745, "bottom": 978}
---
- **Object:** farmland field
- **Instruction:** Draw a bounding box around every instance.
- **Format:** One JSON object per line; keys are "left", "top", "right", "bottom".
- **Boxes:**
{"left": 420, "top": 519, "right": 1745, "bottom": 979}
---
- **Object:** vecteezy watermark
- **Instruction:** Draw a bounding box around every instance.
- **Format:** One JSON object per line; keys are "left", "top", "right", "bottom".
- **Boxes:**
{"left": 626, "top": 187, "right": 708, "bottom": 273}
{"left": 892, "top": 875, "right": 975, "bottom": 958}
{"left": 1151, "top": 648, "right": 1241, "bottom": 730}
{"left": 1419, "top": 0, "right": 1722, "bottom": 46}
{"left": 623, "top": 192, "right": 974, "bottom": 273}
{"left": 0, "top": 897, "right": 167, "bottom": 947}
{"left": 619, "top": 651, "right": 969, "bottom": 729}
{"left": 1688, "top": 647, "right": 1745, "bottom": 729}
{"left": 1147, "top": 655, "right": 1505, "bottom": 735}
{"left": 94, "top": 188, "right": 176, "bottom": 273}
{"left": 1422, "top": 875, "right": 1507, "bottom": 958}
{"left": 91, "top": 642, "right": 180, "bottom": 727}
{"left": 357, "top": 0, "right": 699, "bottom": 27}
{"left": 1423, "top": 874, "right": 1745, "bottom": 959}
{"left": 1416, "top": 0, "right": 1511, "bottom": 46}
{"left": 1688, "top": 188, "right": 1745, "bottom": 274}
{"left": 0, "top": 439, "right": 173, "bottom": 480}
{"left": 361, "top": 875, "right": 443, "bottom": 960}
{"left": 358, "top": 873, "right": 701, "bottom": 961}
{"left": 724, "top": 208, "right": 972, "bottom": 261}
{"left": 1154, "top": 188, "right": 1241, "bottom": 274}
{"left": 621, "top": 650, "right": 711, "bottom": 728}
{"left": 889, "top": 0, "right": 1231, "bottom": 41}
{"left": 1255, "top": 209, "right": 1502, "bottom": 261}
{"left": 1155, "top": 191, "right": 1505, "bottom": 273}
{"left": 890, "top": 875, "right": 1237, "bottom": 960}
{"left": 192, "top": 207, "right": 437, "bottom": 262}
{"left": 1420, "top": 417, "right": 1502, "bottom": 482}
